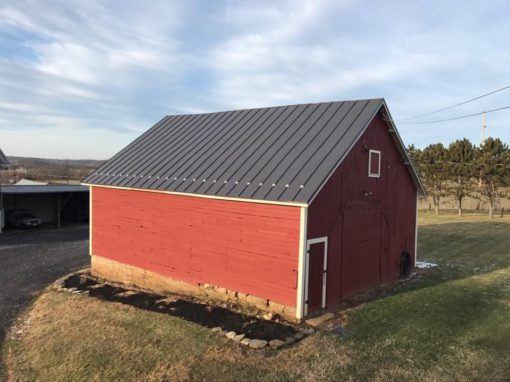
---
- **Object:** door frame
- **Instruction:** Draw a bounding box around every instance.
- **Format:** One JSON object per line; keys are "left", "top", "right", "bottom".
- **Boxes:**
{"left": 304, "top": 236, "right": 328, "bottom": 315}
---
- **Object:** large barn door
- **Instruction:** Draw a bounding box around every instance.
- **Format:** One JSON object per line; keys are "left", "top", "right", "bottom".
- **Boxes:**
{"left": 305, "top": 237, "right": 328, "bottom": 315}
{"left": 380, "top": 212, "right": 391, "bottom": 282}
{"left": 341, "top": 206, "right": 382, "bottom": 299}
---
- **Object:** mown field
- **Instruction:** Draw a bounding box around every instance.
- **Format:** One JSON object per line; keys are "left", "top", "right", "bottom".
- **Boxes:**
{"left": 3, "top": 212, "right": 510, "bottom": 381}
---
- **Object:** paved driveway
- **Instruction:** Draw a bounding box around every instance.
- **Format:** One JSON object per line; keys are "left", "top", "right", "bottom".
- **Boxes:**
{"left": 0, "top": 225, "right": 89, "bottom": 367}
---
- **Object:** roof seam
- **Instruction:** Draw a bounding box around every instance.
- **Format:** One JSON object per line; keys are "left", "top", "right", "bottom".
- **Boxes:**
{"left": 176, "top": 107, "right": 271, "bottom": 193}
{"left": 272, "top": 101, "right": 351, "bottom": 201}
{"left": 254, "top": 102, "right": 336, "bottom": 200}
{"left": 136, "top": 112, "right": 225, "bottom": 189}
{"left": 236, "top": 103, "right": 320, "bottom": 199}
{"left": 293, "top": 100, "right": 371, "bottom": 201}
{"left": 124, "top": 113, "right": 214, "bottom": 188}
{"left": 185, "top": 106, "right": 282, "bottom": 195}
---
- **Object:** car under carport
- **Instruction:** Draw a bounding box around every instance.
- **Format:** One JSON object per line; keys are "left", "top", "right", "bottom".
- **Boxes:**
{"left": 0, "top": 184, "right": 89, "bottom": 231}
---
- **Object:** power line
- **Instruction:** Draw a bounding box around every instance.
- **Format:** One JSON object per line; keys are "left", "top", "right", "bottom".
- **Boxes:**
{"left": 399, "top": 105, "right": 510, "bottom": 124}
{"left": 399, "top": 84, "right": 510, "bottom": 121}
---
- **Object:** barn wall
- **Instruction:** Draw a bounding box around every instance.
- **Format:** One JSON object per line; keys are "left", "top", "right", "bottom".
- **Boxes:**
{"left": 307, "top": 111, "right": 417, "bottom": 308}
{"left": 91, "top": 187, "right": 301, "bottom": 307}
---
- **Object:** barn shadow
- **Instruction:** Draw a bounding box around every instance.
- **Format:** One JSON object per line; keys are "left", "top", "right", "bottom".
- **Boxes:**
{"left": 339, "top": 219, "right": 510, "bottom": 308}
{"left": 360, "top": 219, "right": 510, "bottom": 301}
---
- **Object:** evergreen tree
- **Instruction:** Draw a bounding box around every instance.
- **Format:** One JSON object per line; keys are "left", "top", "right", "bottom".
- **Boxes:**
{"left": 446, "top": 139, "right": 475, "bottom": 216}
{"left": 417, "top": 143, "right": 449, "bottom": 214}
{"left": 407, "top": 144, "right": 421, "bottom": 171}
{"left": 476, "top": 138, "right": 510, "bottom": 217}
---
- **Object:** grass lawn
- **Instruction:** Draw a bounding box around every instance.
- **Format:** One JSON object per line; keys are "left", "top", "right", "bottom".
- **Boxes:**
{"left": 3, "top": 212, "right": 510, "bottom": 381}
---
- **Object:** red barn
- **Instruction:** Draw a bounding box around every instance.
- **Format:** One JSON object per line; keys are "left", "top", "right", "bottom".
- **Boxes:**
{"left": 83, "top": 99, "right": 425, "bottom": 320}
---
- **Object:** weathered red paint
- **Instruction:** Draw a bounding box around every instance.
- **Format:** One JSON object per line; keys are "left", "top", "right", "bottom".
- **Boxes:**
{"left": 307, "top": 111, "right": 417, "bottom": 311}
{"left": 92, "top": 187, "right": 301, "bottom": 306}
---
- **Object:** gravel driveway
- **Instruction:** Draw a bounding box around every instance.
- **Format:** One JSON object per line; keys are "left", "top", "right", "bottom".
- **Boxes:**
{"left": 0, "top": 225, "right": 89, "bottom": 374}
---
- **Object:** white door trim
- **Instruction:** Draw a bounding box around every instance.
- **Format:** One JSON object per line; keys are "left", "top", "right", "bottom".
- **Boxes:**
{"left": 304, "top": 236, "right": 328, "bottom": 315}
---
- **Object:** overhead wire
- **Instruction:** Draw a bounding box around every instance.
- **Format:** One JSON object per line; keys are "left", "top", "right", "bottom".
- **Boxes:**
{"left": 398, "top": 84, "right": 510, "bottom": 121}
{"left": 398, "top": 105, "right": 510, "bottom": 124}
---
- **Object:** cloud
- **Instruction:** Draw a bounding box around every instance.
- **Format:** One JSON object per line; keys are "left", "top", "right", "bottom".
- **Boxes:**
{"left": 206, "top": 1, "right": 446, "bottom": 109}
{"left": 0, "top": 0, "right": 509, "bottom": 159}
{"left": 0, "top": 0, "right": 194, "bottom": 158}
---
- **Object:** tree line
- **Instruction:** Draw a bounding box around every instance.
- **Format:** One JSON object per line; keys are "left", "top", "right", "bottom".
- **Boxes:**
{"left": 408, "top": 137, "right": 510, "bottom": 217}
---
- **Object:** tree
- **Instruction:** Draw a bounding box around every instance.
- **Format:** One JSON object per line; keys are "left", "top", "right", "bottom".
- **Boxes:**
{"left": 446, "top": 139, "right": 475, "bottom": 216}
{"left": 415, "top": 143, "right": 449, "bottom": 214}
{"left": 407, "top": 144, "right": 421, "bottom": 170}
{"left": 476, "top": 138, "right": 510, "bottom": 218}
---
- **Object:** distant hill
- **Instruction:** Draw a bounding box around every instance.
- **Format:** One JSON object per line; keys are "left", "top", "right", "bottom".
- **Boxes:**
{"left": 5, "top": 156, "right": 105, "bottom": 183}
{"left": 7, "top": 156, "right": 105, "bottom": 169}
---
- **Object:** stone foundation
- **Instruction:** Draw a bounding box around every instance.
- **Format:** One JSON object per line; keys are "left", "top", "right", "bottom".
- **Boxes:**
{"left": 91, "top": 255, "right": 297, "bottom": 321}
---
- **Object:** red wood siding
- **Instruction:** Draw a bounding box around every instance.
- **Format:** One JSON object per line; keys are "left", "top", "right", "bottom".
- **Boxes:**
{"left": 92, "top": 187, "right": 301, "bottom": 306}
{"left": 307, "top": 111, "right": 417, "bottom": 309}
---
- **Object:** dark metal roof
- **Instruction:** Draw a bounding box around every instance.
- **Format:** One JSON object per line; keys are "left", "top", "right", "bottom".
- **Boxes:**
{"left": 84, "top": 99, "right": 424, "bottom": 203}
{"left": 0, "top": 148, "right": 9, "bottom": 165}
{"left": 1, "top": 185, "right": 88, "bottom": 194}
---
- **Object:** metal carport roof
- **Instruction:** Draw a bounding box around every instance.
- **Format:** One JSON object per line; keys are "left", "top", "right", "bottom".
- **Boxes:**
{"left": 1, "top": 185, "right": 88, "bottom": 194}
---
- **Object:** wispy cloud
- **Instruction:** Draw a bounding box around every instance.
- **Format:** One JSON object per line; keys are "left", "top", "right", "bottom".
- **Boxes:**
{"left": 0, "top": 0, "right": 509, "bottom": 158}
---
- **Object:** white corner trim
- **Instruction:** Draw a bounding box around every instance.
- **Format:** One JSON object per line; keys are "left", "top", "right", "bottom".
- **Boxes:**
{"left": 414, "top": 189, "right": 418, "bottom": 267}
{"left": 89, "top": 186, "right": 93, "bottom": 257}
{"left": 296, "top": 206, "right": 308, "bottom": 320}
{"left": 368, "top": 149, "right": 381, "bottom": 178}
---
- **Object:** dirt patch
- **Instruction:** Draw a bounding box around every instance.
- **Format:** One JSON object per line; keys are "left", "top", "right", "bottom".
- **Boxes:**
{"left": 63, "top": 274, "right": 298, "bottom": 341}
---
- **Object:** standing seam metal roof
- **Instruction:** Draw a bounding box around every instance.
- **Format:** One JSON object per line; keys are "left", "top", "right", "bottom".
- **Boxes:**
{"left": 84, "top": 99, "right": 422, "bottom": 203}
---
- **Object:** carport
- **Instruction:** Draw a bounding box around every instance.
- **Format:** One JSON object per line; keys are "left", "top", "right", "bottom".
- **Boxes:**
{"left": 0, "top": 185, "right": 89, "bottom": 230}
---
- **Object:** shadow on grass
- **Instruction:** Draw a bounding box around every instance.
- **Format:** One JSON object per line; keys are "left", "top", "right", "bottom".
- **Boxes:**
{"left": 335, "top": 266, "right": 510, "bottom": 380}
{"left": 338, "top": 219, "right": 510, "bottom": 322}
{"left": 415, "top": 220, "right": 510, "bottom": 280}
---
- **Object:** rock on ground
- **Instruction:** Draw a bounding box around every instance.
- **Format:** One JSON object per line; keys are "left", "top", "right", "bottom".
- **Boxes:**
{"left": 233, "top": 334, "right": 245, "bottom": 342}
{"left": 305, "top": 312, "right": 335, "bottom": 328}
{"left": 269, "top": 339, "right": 285, "bottom": 349}
{"left": 248, "top": 339, "right": 268, "bottom": 349}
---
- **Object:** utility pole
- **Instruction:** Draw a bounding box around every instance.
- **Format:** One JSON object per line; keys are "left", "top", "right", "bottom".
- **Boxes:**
{"left": 481, "top": 111, "right": 487, "bottom": 145}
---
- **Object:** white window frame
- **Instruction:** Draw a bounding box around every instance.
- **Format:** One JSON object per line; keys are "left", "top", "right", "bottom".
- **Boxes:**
{"left": 368, "top": 149, "right": 381, "bottom": 178}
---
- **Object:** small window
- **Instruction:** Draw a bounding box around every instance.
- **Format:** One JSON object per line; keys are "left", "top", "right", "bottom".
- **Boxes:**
{"left": 368, "top": 149, "right": 381, "bottom": 178}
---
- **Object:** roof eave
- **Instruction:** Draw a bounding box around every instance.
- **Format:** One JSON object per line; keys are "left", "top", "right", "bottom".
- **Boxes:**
{"left": 82, "top": 183, "right": 309, "bottom": 208}
{"left": 380, "top": 101, "right": 427, "bottom": 197}
{"left": 306, "top": 100, "right": 427, "bottom": 204}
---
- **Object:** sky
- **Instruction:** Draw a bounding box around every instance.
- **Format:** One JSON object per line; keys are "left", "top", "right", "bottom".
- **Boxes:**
{"left": 0, "top": 0, "right": 509, "bottom": 160}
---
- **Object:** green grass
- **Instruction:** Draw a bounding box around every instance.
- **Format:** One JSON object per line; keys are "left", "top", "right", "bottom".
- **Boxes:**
{"left": 3, "top": 213, "right": 510, "bottom": 381}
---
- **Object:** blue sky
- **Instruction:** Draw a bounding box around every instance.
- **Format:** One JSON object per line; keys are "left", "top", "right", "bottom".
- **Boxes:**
{"left": 0, "top": 0, "right": 509, "bottom": 159}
